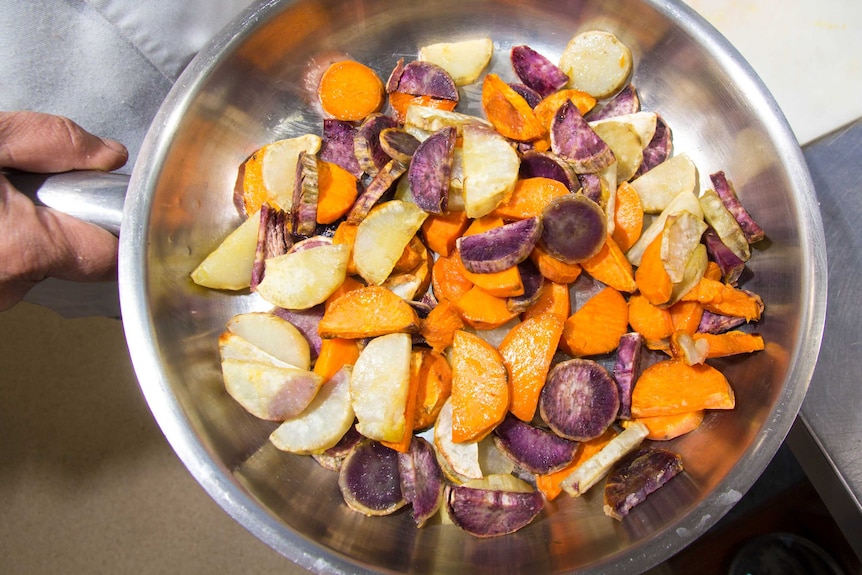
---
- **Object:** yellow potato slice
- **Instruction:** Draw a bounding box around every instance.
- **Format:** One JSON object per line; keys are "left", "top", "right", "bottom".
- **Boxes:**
{"left": 419, "top": 38, "right": 494, "bottom": 86}
{"left": 559, "top": 30, "right": 633, "bottom": 99}
{"left": 462, "top": 125, "right": 520, "bottom": 218}
{"left": 227, "top": 312, "right": 311, "bottom": 371}
{"left": 353, "top": 200, "right": 428, "bottom": 285}
{"left": 190, "top": 211, "right": 260, "bottom": 290}
{"left": 255, "top": 243, "right": 350, "bottom": 309}
{"left": 630, "top": 153, "right": 698, "bottom": 214}
{"left": 350, "top": 333, "right": 412, "bottom": 442}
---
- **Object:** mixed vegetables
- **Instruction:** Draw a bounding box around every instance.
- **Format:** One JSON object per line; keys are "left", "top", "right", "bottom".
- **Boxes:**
{"left": 191, "top": 30, "right": 767, "bottom": 537}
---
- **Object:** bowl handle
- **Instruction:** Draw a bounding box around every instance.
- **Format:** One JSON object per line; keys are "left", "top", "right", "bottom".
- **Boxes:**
{"left": 5, "top": 170, "right": 128, "bottom": 236}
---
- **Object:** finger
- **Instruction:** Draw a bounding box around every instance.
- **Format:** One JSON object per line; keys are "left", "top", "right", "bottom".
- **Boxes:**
{"left": 0, "top": 111, "right": 128, "bottom": 173}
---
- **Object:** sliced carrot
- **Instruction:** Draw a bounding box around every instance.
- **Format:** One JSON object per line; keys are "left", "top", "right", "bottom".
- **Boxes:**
{"left": 313, "top": 338, "right": 361, "bottom": 380}
{"left": 490, "top": 177, "right": 571, "bottom": 220}
{"left": 522, "top": 280, "right": 570, "bottom": 323}
{"left": 332, "top": 221, "right": 359, "bottom": 276}
{"left": 668, "top": 300, "right": 704, "bottom": 335}
{"left": 635, "top": 233, "right": 673, "bottom": 306}
{"left": 431, "top": 253, "right": 473, "bottom": 303}
{"left": 324, "top": 275, "right": 365, "bottom": 311}
{"left": 420, "top": 298, "right": 465, "bottom": 353}
{"left": 389, "top": 92, "right": 458, "bottom": 124}
{"left": 630, "top": 358, "right": 736, "bottom": 418}
{"left": 581, "top": 234, "right": 637, "bottom": 293}
{"left": 612, "top": 181, "right": 643, "bottom": 253}
{"left": 530, "top": 243, "right": 582, "bottom": 284}
{"left": 318, "top": 60, "right": 384, "bottom": 121}
{"left": 533, "top": 89, "right": 597, "bottom": 133}
{"left": 316, "top": 160, "right": 359, "bottom": 224}
{"left": 421, "top": 210, "right": 469, "bottom": 256}
{"left": 454, "top": 250, "right": 524, "bottom": 298}
{"left": 449, "top": 330, "right": 510, "bottom": 443}
{"left": 411, "top": 349, "right": 453, "bottom": 430}
{"left": 681, "top": 277, "right": 764, "bottom": 322}
{"left": 536, "top": 427, "right": 617, "bottom": 501}
{"left": 481, "top": 73, "right": 545, "bottom": 141}
{"left": 239, "top": 150, "right": 267, "bottom": 216}
{"left": 464, "top": 214, "right": 505, "bottom": 236}
{"left": 692, "top": 331, "right": 765, "bottom": 358}
{"left": 561, "top": 286, "right": 629, "bottom": 357}
{"left": 393, "top": 234, "right": 427, "bottom": 274}
{"left": 704, "top": 261, "right": 723, "bottom": 281}
{"left": 624, "top": 410, "right": 705, "bottom": 441}
{"left": 454, "top": 285, "right": 519, "bottom": 330}
{"left": 499, "top": 313, "right": 564, "bottom": 422}
{"left": 318, "top": 285, "right": 420, "bottom": 338}
{"left": 628, "top": 293, "right": 675, "bottom": 346}
{"left": 380, "top": 360, "right": 420, "bottom": 453}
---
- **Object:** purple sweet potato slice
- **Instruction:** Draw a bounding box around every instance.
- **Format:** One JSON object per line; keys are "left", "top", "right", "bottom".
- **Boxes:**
{"left": 603, "top": 446, "right": 683, "bottom": 520}
{"left": 577, "top": 173, "right": 604, "bottom": 204}
{"left": 519, "top": 150, "right": 579, "bottom": 190}
{"left": 338, "top": 439, "right": 406, "bottom": 516}
{"left": 273, "top": 304, "right": 324, "bottom": 360}
{"left": 492, "top": 414, "right": 579, "bottom": 474}
{"left": 287, "top": 234, "right": 333, "bottom": 254}
{"left": 354, "top": 113, "right": 399, "bottom": 177}
{"left": 540, "top": 194, "right": 607, "bottom": 264}
{"left": 550, "top": 99, "right": 616, "bottom": 173}
{"left": 292, "top": 151, "right": 320, "bottom": 237}
{"left": 387, "top": 59, "right": 459, "bottom": 102}
{"left": 251, "top": 203, "right": 292, "bottom": 290}
{"left": 511, "top": 45, "right": 570, "bottom": 98}
{"left": 612, "top": 332, "right": 644, "bottom": 420}
{"left": 585, "top": 84, "right": 640, "bottom": 121}
{"left": 408, "top": 126, "right": 457, "bottom": 214}
{"left": 634, "top": 114, "right": 672, "bottom": 177}
{"left": 509, "top": 83, "right": 543, "bottom": 108}
{"left": 697, "top": 310, "right": 746, "bottom": 334}
{"left": 379, "top": 127, "right": 421, "bottom": 163}
{"left": 709, "top": 170, "right": 766, "bottom": 244}
{"left": 320, "top": 119, "right": 363, "bottom": 178}
{"left": 313, "top": 424, "right": 363, "bottom": 471}
{"left": 346, "top": 158, "right": 409, "bottom": 224}
{"left": 702, "top": 226, "right": 746, "bottom": 284}
{"left": 398, "top": 436, "right": 444, "bottom": 527}
{"left": 445, "top": 484, "right": 544, "bottom": 538}
{"left": 539, "top": 358, "right": 620, "bottom": 441}
{"left": 457, "top": 216, "right": 543, "bottom": 274}
{"left": 507, "top": 259, "right": 544, "bottom": 313}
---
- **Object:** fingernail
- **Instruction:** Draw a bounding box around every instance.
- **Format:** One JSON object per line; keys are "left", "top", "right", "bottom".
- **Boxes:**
{"left": 101, "top": 138, "right": 128, "bottom": 157}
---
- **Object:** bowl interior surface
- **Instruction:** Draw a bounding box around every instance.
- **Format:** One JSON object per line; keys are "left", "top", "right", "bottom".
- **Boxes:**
{"left": 119, "top": 0, "right": 826, "bottom": 573}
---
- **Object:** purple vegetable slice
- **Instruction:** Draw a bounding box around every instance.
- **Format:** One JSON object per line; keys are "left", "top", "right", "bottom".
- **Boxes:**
{"left": 612, "top": 332, "right": 643, "bottom": 420}
{"left": 603, "top": 446, "right": 683, "bottom": 520}
{"left": 320, "top": 119, "right": 363, "bottom": 178}
{"left": 507, "top": 259, "right": 544, "bottom": 313}
{"left": 550, "top": 99, "right": 615, "bottom": 173}
{"left": 445, "top": 483, "right": 544, "bottom": 538}
{"left": 338, "top": 439, "right": 406, "bottom": 516}
{"left": 379, "top": 127, "right": 421, "bottom": 163}
{"left": 697, "top": 310, "right": 746, "bottom": 334}
{"left": 313, "top": 424, "right": 363, "bottom": 471}
{"left": 251, "top": 203, "right": 292, "bottom": 290}
{"left": 354, "top": 113, "right": 398, "bottom": 177}
{"left": 492, "top": 414, "right": 579, "bottom": 474}
{"left": 408, "top": 126, "right": 457, "bottom": 214}
{"left": 585, "top": 84, "right": 640, "bottom": 121}
{"left": 702, "top": 226, "right": 746, "bottom": 284}
{"left": 291, "top": 151, "right": 320, "bottom": 237}
{"left": 387, "top": 59, "right": 459, "bottom": 102}
{"left": 634, "top": 114, "right": 672, "bottom": 177}
{"left": 540, "top": 194, "right": 607, "bottom": 264}
{"left": 457, "top": 216, "right": 543, "bottom": 274}
{"left": 519, "top": 150, "right": 579, "bottom": 190}
{"left": 508, "top": 83, "right": 542, "bottom": 108}
{"left": 510, "top": 45, "right": 570, "bottom": 98}
{"left": 273, "top": 304, "right": 324, "bottom": 360}
{"left": 577, "top": 173, "right": 604, "bottom": 204}
{"left": 346, "top": 159, "right": 409, "bottom": 224}
{"left": 539, "top": 358, "right": 620, "bottom": 441}
{"left": 709, "top": 170, "right": 766, "bottom": 244}
{"left": 398, "top": 436, "right": 444, "bottom": 527}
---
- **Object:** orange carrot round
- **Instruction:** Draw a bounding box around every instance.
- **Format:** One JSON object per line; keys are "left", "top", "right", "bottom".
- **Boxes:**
{"left": 490, "top": 177, "right": 570, "bottom": 220}
{"left": 318, "top": 60, "right": 385, "bottom": 121}
{"left": 561, "top": 286, "right": 629, "bottom": 357}
{"left": 317, "top": 161, "right": 359, "bottom": 224}
{"left": 411, "top": 349, "right": 453, "bottom": 430}
{"left": 630, "top": 359, "right": 735, "bottom": 418}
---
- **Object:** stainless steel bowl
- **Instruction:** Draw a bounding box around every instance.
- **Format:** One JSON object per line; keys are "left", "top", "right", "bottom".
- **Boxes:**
{"left": 118, "top": 0, "right": 827, "bottom": 572}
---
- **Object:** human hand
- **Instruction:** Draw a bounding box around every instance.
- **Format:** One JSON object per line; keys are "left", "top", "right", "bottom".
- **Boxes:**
{"left": 0, "top": 111, "right": 129, "bottom": 311}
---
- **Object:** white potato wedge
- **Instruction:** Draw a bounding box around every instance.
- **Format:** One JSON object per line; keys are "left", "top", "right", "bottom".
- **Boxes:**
{"left": 257, "top": 134, "right": 322, "bottom": 212}
{"left": 353, "top": 200, "right": 428, "bottom": 286}
{"left": 699, "top": 188, "right": 751, "bottom": 261}
{"left": 590, "top": 111, "right": 657, "bottom": 150}
{"left": 462, "top": 125, "right": 520, "bottom": 218}
{"left": 350, "top": 333, "right": 412, "bottom": 442}
{"left": 270, "top": 365, "right": 355, "bottom": 454}
{"left": 221, "top": 358, "right": 324, "bottom": 421}
{"left": 433, "top": 398, "right": 483, "bottom": 483}
{"left": 227, "top": 312, "right": 311, "bottom": 371}
{"left": 255, "top": 243, "right": 350, "bottom": 310}
{"left": 594, "top": 121, "right": 643, "bottom": 182}
{"left": 559, "top": 421, "right": 649, "bottom": 497}
{"left": 218, "top": 331, "right": 293, "bottom": 368}
{"left": 668, "top": 243, "right": 708, "bottom": 305}
{"left": 419, "top": 38, "right": 494, "bottom": 86}
{"left": 559, "top": 30, "right": 633, "bottom": 99}
{"left": 660, "top": 210, "right": 708, "bottom": 283}
{"left": 190, "top": 211, "right": 260, "bottom": 291}
{"left": 626, "top": 188, "right": 703, "bottom": 266}
{"left": 405, "top": 104, "right": 491, "bottom": 136}
{"left": 463, "top": 473, "right": 533, "bottom": 493}
{"left": 630, "top": 153, "right": 698, "bottom": 214}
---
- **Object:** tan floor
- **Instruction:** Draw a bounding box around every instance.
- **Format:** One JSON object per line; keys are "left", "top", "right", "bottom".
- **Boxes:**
{"left": 0, "top": 302, "right": 308, "bottom": 574}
